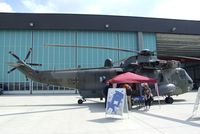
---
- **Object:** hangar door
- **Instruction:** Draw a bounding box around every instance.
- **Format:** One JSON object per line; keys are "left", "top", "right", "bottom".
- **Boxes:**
{"left": 156, "top": 33, "right": 200, "bottom": 88}
{"left": 156, "top": 33, "right": 200, "bottom": 57}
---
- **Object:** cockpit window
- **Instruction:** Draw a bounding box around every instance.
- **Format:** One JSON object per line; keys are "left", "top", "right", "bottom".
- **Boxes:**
{"left": 178, "top": 70, "right": 187, "bottom": 80}
{"left": 158, "top": 73, "right": 164, "bottom": 82}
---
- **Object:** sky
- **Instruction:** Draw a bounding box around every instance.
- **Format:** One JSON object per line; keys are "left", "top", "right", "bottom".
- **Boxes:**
{"left": 0, "top": 0, "right": 200, "bottom": 21}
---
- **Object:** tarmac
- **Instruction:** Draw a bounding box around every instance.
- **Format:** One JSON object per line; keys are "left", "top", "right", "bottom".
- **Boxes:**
{"left": 0, "top": 91, "right": 200, "bottom": 134}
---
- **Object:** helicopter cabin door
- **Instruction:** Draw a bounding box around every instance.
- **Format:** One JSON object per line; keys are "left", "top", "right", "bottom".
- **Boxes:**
{"left": 76, "top": 69, "right": 121, "bottom": 99}
{"left": 76, "top": 70, "right": 101, "bottom": 98}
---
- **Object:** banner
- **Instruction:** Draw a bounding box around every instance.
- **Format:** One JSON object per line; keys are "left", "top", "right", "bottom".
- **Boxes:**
{"left": 105, "top": 88, "right": 127, "bottom": 117}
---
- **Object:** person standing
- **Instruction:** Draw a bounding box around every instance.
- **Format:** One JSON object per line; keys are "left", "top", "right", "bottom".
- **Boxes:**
{"left": 143, "top": 83, "right": 153, "bottom": 110}
{"left": 103, "top": 81, "right": 112, "bottom": 108}
{"left": 122, "top": 84, "right": 132, "bottom": 110}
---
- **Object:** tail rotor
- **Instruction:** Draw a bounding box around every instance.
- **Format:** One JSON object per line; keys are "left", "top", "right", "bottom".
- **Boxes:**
{"left": 9, "top": 51, "right": 20, "bottom": 61}
{"left": 24, "top": 48, "right": 32, "bottom": 62}
{"left": 8, "top": 48, "right": 42, "bottom": 74}
{"left": 8, "top": 51, "right": 21, "bottom": 73}
{"left": 7, "top": 67, "right": 17, "bottom": 74}
{"left": 26, "top": 63, "right": 42, "bottom": 66}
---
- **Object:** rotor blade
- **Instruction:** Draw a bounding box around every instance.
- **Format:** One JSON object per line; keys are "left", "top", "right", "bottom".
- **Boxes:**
{"left": 158, "top": 54, "right": 200, "bottom": 62}
{"left": 45, "top": 44, "right": 139, "bottom": 53}
{"left": 27, "top": 63, "right": 42, "bottom": 66}
{"left": 24, "top": 48, "right": 32, "bottom": 62}
{"left": 8, "top": 67, "right": 16, "bottom": 74}
{"left": 9, "top": 51, "right": 20, "bottom": 60}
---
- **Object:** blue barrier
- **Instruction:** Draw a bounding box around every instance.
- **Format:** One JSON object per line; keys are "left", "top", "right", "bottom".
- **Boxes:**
{"left": 132, "top": 96, "right": 145, "bottom": 106}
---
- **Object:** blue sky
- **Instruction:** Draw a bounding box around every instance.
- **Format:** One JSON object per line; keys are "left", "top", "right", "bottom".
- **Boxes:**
{"left": 1, "top": 0, "right": 200, "bottom": 21}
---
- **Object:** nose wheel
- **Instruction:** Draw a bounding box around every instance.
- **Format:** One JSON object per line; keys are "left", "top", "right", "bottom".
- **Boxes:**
{"left": 165, "top": 96, "right": 174, "bottom": 104}
{"left": 78, "top": 98, "right": 86, "bottom": 104}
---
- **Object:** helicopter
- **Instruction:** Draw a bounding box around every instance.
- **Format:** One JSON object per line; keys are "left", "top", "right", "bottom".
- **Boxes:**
{"left": 7, "top": 46, "right": 196, "bottom": 104}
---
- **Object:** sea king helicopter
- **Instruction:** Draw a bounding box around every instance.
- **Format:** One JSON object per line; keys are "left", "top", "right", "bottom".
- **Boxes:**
{"left": 7, "top": 45, "right": 196, "bottom": 104}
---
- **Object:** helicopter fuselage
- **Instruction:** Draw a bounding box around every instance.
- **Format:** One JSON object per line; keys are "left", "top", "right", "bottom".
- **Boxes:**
{"left": 8, "top": 48, "right": 194, "bottom": 104}
{"left": 15, "top": 61, "right": 193, "bottom": 100}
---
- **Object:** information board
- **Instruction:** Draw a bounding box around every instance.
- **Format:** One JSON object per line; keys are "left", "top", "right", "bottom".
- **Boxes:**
{"left": 105, "top": 88, "right": 128, "bottom": 117}
{"left": 192, "top": 87, "right": 200, "bottom": 117}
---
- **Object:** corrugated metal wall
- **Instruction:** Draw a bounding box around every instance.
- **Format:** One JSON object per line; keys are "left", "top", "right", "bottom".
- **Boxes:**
{"left": 0, "top": 30, "right": 156, "bottom": 93}
{"left": 156, "top": 33, "right": 200, "bottom": 57}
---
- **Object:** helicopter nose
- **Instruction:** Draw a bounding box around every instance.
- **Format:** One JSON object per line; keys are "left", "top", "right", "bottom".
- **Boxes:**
{"left": 159, "top": 84, "right": 176, "bottom": 95}
{"left": 166, "top": 84, "right": 176, "bottom": 91}
{"left": 187, "top": 79, "right": 193, "bottom": 90}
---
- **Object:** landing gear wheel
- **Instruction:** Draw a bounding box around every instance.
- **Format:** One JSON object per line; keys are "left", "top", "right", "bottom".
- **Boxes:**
{"left": 78, "top": 99, "right": 83, "bottom": 104}
{"left": 77, "top": 98, "right": 86, "bottom": 104}
{"left": 165, "top": 97, "right": 174, "bottom": 104}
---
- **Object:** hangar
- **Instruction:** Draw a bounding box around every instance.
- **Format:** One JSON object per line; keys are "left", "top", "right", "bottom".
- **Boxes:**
{"left": 0, "top": 13, "right": 200, "bottom": 94}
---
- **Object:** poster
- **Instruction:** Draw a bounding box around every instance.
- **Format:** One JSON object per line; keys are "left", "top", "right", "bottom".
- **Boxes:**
{"left": 105, "top": 88, "right": 127, "bottom": 117}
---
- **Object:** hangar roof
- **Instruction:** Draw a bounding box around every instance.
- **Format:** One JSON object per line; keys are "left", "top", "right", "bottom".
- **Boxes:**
{"left": 1, "top": 13, "right": 200, "bottom": 35}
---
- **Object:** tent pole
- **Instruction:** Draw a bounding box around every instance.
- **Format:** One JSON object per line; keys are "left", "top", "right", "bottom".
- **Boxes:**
{"left": 155, "top": 83, "right": 161, "bottom": 108}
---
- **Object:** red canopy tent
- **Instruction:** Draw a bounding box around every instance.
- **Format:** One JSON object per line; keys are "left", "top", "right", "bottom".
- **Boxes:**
{"left": 108, "top": 72, "right": 160, "bottom": 106}
{"left": 108, "top": 72, "right": 157, "bottom": 84}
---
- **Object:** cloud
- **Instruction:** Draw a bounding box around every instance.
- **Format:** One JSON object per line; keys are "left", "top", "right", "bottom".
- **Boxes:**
{"left": 22, "top": 0, "right": 56, "bottom": 13}
{"left": 0, "top": 2, "right": 14, "bottom": 12}
{"left": 150, "top": 0, "right": 200, "bottom": 20}
{"left": 21, "top": 0, "right": 159, "bottom": 17}
{"left": 22, "top": 0, "right": 90, "bottom": 13}
{"left": 5, "top": 0, "right": 200, "bottom": 21}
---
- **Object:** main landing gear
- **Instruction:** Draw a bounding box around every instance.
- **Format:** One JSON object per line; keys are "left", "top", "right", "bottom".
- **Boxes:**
{"left": 165, "top": 96, "right": 174, "bottom": 104}
{"left": 77, "top": 98, "right": 86, "bottom": 104}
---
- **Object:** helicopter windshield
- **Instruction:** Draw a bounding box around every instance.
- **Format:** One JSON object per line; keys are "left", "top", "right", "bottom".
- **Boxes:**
{"left": 177, "top": 69, "right": 189, "bottom": 80}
